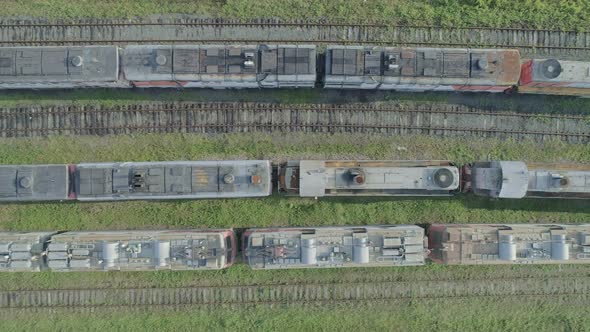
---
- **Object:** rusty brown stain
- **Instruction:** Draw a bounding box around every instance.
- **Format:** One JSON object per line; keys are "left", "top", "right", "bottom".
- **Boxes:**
{"left": 250, "top": 175, "right": 262, "bottom": 185}
{"left": 518, "top": 86, "right": 590, "bottom": 97}
{"left": 324, "top": 160, "right": 453, "bottom": 168}
{"left": 526, "top": 163, "right": 590, "bottom": 171}
{"left": 496, "top": 50, "right": 521, "bottom": 85}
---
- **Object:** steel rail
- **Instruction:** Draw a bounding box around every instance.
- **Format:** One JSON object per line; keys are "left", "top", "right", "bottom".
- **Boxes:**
{"left": 2, "top": 274, "right": 588, "bottom": 293}
{"left": 0, "top": 21, "right": 584, "bottom": 33}
{"left": 1, "top": 289, "right": 588, "bottom": 309}
{"left": 0, "top": 103, "right": 586, "bottom": 120}
{"left": 1, "top": 39, "right": 588, "bottom": 50}
{"left": 1, "top": 123, "right": 587, "bottom": 140}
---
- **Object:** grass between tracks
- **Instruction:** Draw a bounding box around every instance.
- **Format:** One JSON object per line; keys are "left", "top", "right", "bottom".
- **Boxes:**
{"left": 0, "top": 133, "right": 589, "bottom": 232}
{"left": 2, "top": 298, "right": 590, "bottom": 332}
{"left": 3, "top": 0, "right": 590, "bottom": 31}
{"left": 1, "top": 263, "right": 589, "bottom": 291}
{"left": 1, "top": 89, "right": 590, "bottom": 116}
{"left": 1, "top": 132, "right": 589, "bottom": 329}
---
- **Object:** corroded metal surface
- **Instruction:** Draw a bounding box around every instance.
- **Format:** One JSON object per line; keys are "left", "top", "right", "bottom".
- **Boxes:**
{"left": 429, "top": 224, "right": 590, "bottom": 264}
{"left": 244, "top": 225, "right": 426, "bottom": 269}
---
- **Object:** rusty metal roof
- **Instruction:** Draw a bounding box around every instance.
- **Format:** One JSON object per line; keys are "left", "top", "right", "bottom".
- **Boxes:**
{"left": 46, "top": 230, "right": 230, "bottom": 271}
{"left": 294, "top": 160, "right": 459, "bottom": 197}
{"left": 245, "top": 225, "right": 425, "bottom": 269}
{"left": 75, "top": 160, "right": 272, "bottom": 201}
{"left": 324, "top": 46, "right": 521, "bottom": 89}
{"left": 429, "top": 224, "right": 590, "bottom": 265}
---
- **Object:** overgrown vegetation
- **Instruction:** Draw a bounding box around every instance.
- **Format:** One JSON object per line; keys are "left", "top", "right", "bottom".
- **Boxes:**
{"left": 3, "top": 298, "right": 590, "bottom": 332}
{"left": 3, "top": 0, "right": 590, "bottom": 31}
{"left": 1, "top": 263, "right": 589, "bottom": 291}
{"left": 1, "top": 89, "right": 590, "bottom": 115}
{"left": 0, "top": 133, "right": 588, "bottom": 232}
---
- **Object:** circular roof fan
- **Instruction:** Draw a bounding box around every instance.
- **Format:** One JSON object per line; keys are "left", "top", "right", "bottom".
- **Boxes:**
{"left": 155, "top": 54, "right": 168, "bottom": 66}
{"left": 433, "top": 169, "right": 455, "bottom": 188}
{"left": 71, "top": 56, "right": 83, "bottom": 67}
{"left": 540, "top": 59, "right": 562, "bottom": 79}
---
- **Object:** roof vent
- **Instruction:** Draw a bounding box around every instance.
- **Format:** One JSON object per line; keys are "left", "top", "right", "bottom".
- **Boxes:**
{"left": 349, "top": 169, "right": 366, "bottom": 185}
{"left": 243, "top": 52, "right": 255, "bottom": 68}
{"left": 18, "top": 176, "right": 32, "bottom": 189}
{"left": 433, "top": 168, "right": 455, "bottom": 188}
{"left": 541, "top": 59, "right": 562, "bottom": 79}
{"left": 560, "top": 177, "right": 569, "bottom": 186}
{"left": 477, "top": 58, "right": 488, "bottom": 70}
{"left": 223, "top": 174, "right": 235, "bottom": 184}
{"left": 155, "top": 54, "right": 167, "bottom": 66}
{"left": 386, "top": 54, "right": 399, "bottom": 71}
{"left": 71, "top": 56, "right": 83, "bottom": 67}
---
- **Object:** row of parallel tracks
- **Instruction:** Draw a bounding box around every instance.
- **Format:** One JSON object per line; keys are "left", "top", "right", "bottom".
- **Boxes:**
{"left": 0, "top": 18, "right": 589, "bottom": 58}
{"left": 1, "top": 102, "right": 588, "bottom": 143}
{"left": 1, "top": 275, "right": 590, "bottom": 312}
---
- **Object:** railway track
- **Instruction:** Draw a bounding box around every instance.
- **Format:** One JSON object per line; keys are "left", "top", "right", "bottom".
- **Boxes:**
{"left": 1, "top": 276, "right": 589, "bottom": 311}
{"left": 0, "top": 18, "right": 588, "bottom": 58}
{"left": 1, "top": 102, "right": 588, "bottom": 143}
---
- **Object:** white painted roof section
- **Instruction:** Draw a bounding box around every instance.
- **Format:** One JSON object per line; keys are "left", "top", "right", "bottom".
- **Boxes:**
{"left": 528, "top": 169, "right": 590, "bottom": 194}
{"left": 298, "top": 160, "right": 459, "bottom": 197}
{"left": 532, "top": 59, "right": 590, "bottom": 83}
{"left": 498, "top": 161, "right": 529, "bottom": 198}
{"left": 299, "top": 160, "right": 327, "bottom": 197}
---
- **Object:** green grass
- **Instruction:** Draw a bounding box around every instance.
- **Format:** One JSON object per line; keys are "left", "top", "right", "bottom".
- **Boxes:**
{"left": 1, "top": 262, "right": 589, "bottom": 291}
{"left": 0, "top": 134, "right": 590, "bottom": 331}
{"left": 3, "top": 0, "right": 590, "bottom": 31}
{"left": 2, "top": 298, "right": 589, "bottom": 332}
{"left": 0, "top": 133, "right": 588, "bottom": 233}
{"left": 0, "top": 132, "right": 588, "bottom": 329}
{"left": 1, "top": 89, "right": 590, "bottom": 115}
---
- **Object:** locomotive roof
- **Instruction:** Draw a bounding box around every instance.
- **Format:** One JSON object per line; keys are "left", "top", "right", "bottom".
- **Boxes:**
{"left": 0, "top": 165, "right": 69, "bottom": 202}
{"left": 526, "top": 162, "right": 590, "bottom": 198}
{"left": 0, "top": 46, "right": 119, "bottom": 83}
{"left": 524, "top": 59, "right": 590, "bottom": 84}
{"left": 122, "top": 44, "right": 316, "bottom": 81}
{"left": 325, "top": 46, "right": 521, "bottom": 85}
{"left": 0, "top": 232, "right": 56, "bottom": 272}
{"left": 245, "top": 225, "right": 425, "bottom": 269}
{"left": 294, "top": 160, "right": 459, "bottom": 197}
{"left": 122, "top": 45, "right": 258, "bottom": 80}
{"left": 74, "top": 160, "right": 272, "bottom": 200}
{"left": 429, "top": 224, "right": 590, "bottom": 265}
{"left": 471, "top": 161, "right": 590, "bottom": 199}
{"left": 46, "top": 230, "right": 230, "bottom": 271}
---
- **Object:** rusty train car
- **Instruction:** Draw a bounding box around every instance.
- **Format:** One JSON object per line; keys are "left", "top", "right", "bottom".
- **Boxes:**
{"left": 121, "top": 44, "right": 316, "bottom": 88}
{"left": 462, "top": 161, "right": 590, "bottom": 199}
{"left": 0, "top": 229, "right": 235, "bottom": 272}
{"left": 428, "top": 224, "right": 590, "bottom": 265}
{"left": 323, "top": 46, "right": 521, "bottom": 92}
{"left": 0, "top": 44, "right": 589, "bottom": 96}
{"left": 0, "top": 159, "right": 588, "bottom": 202}
{"left": 3, "top": 224, "right": 590, "bottom": 271}
{"left": 0, "top": 160, "right": 273, "bottom": 202}
{"left": 518, "top": 58, "right": 590, "bottom": 96}
{"left": 278, "top": 160, "right": 460, "bottom": 197}
{"left": 243, "top": 225, "right": 426, "bottom": 269}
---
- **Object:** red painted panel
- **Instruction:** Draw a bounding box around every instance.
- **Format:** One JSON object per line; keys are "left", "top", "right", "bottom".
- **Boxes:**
{"left": 519, "top": 60, "right": 534, "bottom": 85}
